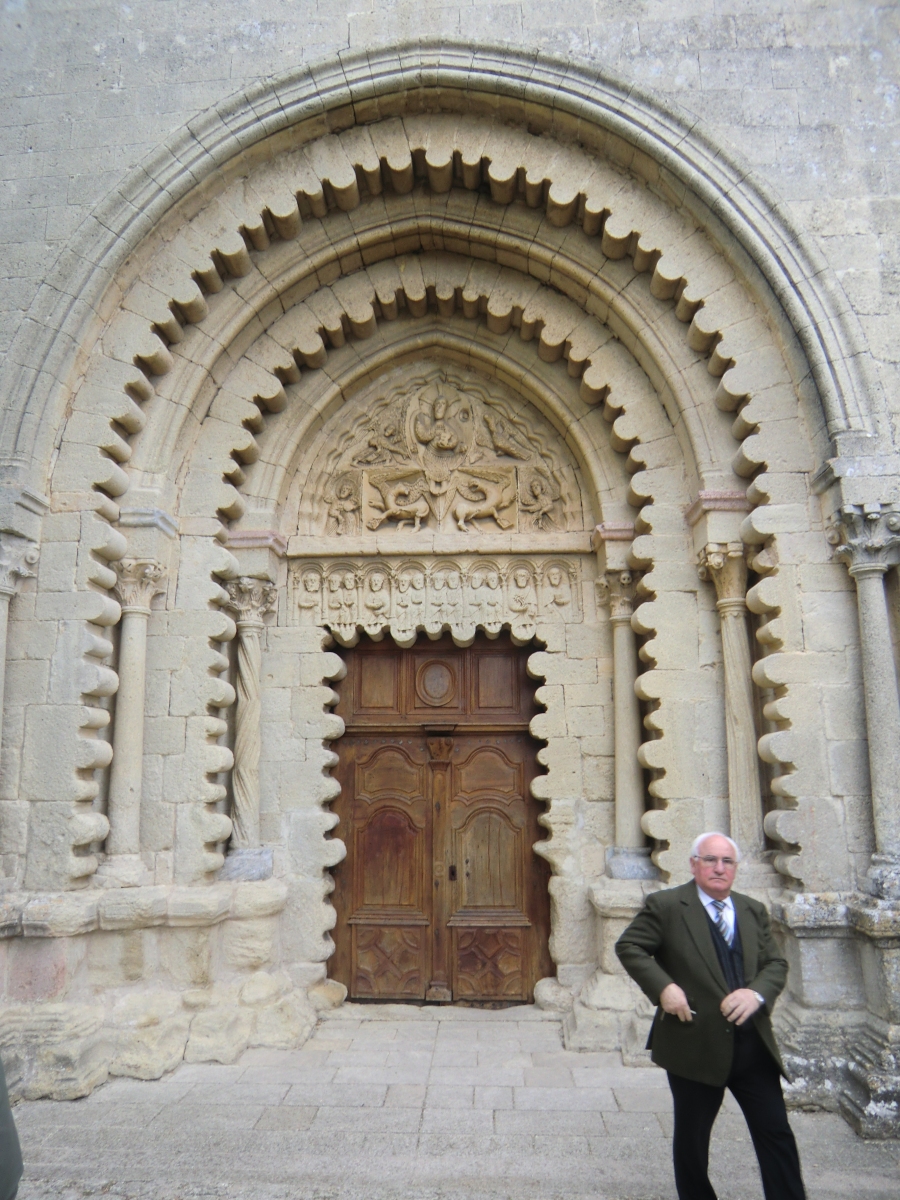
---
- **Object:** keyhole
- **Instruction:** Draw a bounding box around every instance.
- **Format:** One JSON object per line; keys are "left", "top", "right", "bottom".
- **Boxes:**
{"left": 448, "top": 864, "right": 457, "bottom": 881}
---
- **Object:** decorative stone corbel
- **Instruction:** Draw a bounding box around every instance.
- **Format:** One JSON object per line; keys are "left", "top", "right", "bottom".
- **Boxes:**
{"left": 98, "top": 559, "right": 166, "bottom": 887}
{"left": 698, "top": 542, "right": 766, "bottom": 862}
{"left": 827, "top": 504, "right": 900, "bottom": 898}
{"left": 595, "top": 569, "right": 655, "bottom": 879}
{"left": 0, "top": 534, "right": 39, "bottom": 773}
{"left": 220, "top": 577, "right": 278, "bottom": 881}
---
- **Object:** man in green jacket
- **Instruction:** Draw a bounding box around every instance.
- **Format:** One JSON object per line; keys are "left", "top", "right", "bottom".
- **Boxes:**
{"left": 616, "top": 831, "right": 805, "bottom": 1200}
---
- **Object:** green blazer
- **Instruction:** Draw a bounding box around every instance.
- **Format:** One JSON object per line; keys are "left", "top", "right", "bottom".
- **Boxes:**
{"left": 615, "top": 881, "right": 788, "bottom": 1087}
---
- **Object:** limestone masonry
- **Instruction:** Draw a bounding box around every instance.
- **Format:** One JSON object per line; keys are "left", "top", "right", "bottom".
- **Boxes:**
{"left": 0, "top": 1, "right": 898, "bottom": 1139}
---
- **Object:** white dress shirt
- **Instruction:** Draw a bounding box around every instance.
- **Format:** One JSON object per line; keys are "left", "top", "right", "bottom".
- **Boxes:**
{"left": 697, "top": 885, "right": 735, "bottom": 942}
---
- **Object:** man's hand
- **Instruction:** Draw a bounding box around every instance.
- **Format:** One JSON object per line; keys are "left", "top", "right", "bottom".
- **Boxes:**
{"left": 721, "top": 988, "right": 762, "bottom": 1025}
{"left": 659, "top": 982, "right": 693, "bottom": 1022}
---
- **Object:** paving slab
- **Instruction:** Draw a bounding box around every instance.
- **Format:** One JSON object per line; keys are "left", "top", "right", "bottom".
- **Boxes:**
{"left": 13, "top": 1003, "right": 900, "bottom": 1200}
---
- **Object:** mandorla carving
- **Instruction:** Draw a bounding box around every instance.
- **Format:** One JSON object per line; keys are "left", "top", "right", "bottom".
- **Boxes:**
{"left": 0, "top": 534, "right": 39, "bottom": 597}
{"left": 317, "top": 368, "right": 580, "bottom": 537}
{"left": 292, "top": 556, "right": 582, "bottom": 646}
{"left": 223, "top": 577, "right": 278, "bottom": 625}
{"left": 113, "top": 559, "right": 166, "bottom": 611}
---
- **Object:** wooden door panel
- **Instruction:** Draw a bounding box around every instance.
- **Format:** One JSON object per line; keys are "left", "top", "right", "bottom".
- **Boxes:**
{"left": 357, "top": 651, "right": 402, "bottom": 715}
{"left": 452, "top": 806, "right": 525, "bottom": 915}
{"left": 454, "top": 928, "right": 526, "bottom": 1001}
{"left": 331, "top": 634, "right": 551, "bottom": 1003}
{"left": 354, "top": 926, "right": 426, "bottom": 999}
{"left": 354, "top": 807, "right": 424, "bottom": 914}
{"left": 472, "top": 651, "right": 519, "bottom": 712}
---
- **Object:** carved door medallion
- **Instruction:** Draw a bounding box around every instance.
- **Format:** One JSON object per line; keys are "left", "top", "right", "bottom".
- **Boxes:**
{"left": 331, "top": 633, "right": 552, "bottom": 1002}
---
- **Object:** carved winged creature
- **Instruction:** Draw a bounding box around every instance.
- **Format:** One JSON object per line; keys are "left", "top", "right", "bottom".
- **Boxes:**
{"left": 452, "top": 469, "right": 517, "bottom": 532}
{"left": 367, "top": 470, "right": 433, "bottom": 532}
{"left": 481, "top": 411, "right": 532, "bottom": 460}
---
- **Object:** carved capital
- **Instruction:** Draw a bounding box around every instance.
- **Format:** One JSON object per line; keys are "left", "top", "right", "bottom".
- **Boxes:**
{"left": 113, "top": 559, "right": 166, "bottom": 612}
{"left": 827, "top": 504, "right": 900, "bottom": 578}
{"left": 0, "top": 534, "right": 39, "bottom": 597}
{"left": 698, "top": 542, "right": 748, "bottom": 610}
{"left": 595, "top": 570, "right": 636, "bottom": 622}
{"left": 224, "top": 576, "right": 277, "bottom": 625}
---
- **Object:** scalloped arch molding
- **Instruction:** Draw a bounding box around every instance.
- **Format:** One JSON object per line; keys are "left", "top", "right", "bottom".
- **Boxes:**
{"left": 0, "top": 42, "right": 880, "bottom": 515}
{"left": 0, "top": 43, "right": 892, "bottom": 1117}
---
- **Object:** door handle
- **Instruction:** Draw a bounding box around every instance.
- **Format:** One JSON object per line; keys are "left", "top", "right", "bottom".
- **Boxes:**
{"left": 448, "top": 864, "right": 457, "bottom": 881}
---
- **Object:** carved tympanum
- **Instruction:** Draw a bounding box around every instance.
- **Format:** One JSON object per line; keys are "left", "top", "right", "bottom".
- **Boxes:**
{"left": 315, "top": 368, "right": 582, "bottom": 537}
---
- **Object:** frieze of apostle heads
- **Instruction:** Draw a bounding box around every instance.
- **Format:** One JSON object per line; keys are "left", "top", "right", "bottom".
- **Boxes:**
{"left": 309, "top": 368, "right": 584, "bottom": 538}
{"left": 290, "top": 556, "right": 582, "bottom": 646}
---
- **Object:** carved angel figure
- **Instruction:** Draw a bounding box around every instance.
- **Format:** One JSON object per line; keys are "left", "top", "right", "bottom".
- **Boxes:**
{"left": 367, "top": 470, "right": 432, "bottom": 532}
{"left": 520, "top": 470, "right": 560, "bottom": 531}
{"left": 352, "top": 405, "right": 406, "bottom": 466}
{"left": 452, "top": 469, "right": 516, "bottom": 532}
{"left": 482, "top": 411, "right": 532, "bottom": 460}
{"left": 326, "top": 475, "right": 361, "bottom": 535}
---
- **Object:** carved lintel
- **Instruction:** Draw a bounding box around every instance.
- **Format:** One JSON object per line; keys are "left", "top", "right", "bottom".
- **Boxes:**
{"left": 698, "top": 542, "right": 748, "bottom": 608}
{"left": 0, "top": 534, "right": 39, "bottom": 597}
{"left": 291, "top": 555, "right": 583, "bottom": 645}
{"left": 827, "top": 504, "right": 900, "bottom": 578}
{"left": 113, "top": 559, "right": 166, "bottom": 612}
{"left": 223, "top": 577, "right": 278, "bottom": 625}
{"left": 595, "top": 570, "right": 636, "bottom": 623}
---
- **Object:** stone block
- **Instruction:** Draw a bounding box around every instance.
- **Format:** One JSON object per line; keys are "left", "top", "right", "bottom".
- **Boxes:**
{"left": 223, "top": 918, "right": 276, "bottom": 970}
{"left": 184, "top": 1005, "right": 253, "bottom": 1064}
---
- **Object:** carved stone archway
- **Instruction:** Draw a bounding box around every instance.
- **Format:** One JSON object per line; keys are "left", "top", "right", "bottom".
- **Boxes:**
{"left": 0, "top": 47, "right": 894, "bottom": 1135}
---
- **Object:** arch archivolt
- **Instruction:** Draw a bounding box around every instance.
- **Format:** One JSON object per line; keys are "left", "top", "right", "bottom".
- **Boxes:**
{"left": 19, "top": 102, "right": 842, "bottom": 944}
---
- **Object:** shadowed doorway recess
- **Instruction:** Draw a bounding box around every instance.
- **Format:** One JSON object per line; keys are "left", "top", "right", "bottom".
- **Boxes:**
{"left": 330, "top": 633, "right": 551, "bottom": 1003}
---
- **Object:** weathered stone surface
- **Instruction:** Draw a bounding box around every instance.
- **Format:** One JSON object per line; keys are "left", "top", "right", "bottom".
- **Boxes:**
{"left": 0, "top": 10, "right": 897, "bottom": 1134}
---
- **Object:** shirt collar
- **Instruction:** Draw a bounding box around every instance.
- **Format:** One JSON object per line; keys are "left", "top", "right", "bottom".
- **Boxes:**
{"left": 696, "top": 885, "right": 734, "bottom": 910}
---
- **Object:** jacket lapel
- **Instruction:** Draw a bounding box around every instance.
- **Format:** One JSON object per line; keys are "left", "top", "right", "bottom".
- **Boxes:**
{"left": 732, "top": 891, "right": 758, "bottom": 982}
{"left": 680, "top": 885, "right": 729, "bottom": 994}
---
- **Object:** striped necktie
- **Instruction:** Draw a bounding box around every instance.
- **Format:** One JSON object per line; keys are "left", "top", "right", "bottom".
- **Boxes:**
{"left": 712, "top": 899, "right": 732, "bottom": 945}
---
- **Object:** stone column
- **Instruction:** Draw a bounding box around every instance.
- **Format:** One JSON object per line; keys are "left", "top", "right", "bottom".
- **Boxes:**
{"left": 596, "top": 570, "right": 655, "bottom": 879}
{"left": 699, "top": 542, "right": 765, "bottom": 860}
{"left": 829, "top": 505, "right": 900, "bottom": 897}
{"left": 100, "top": 559, "right": 166, "bottom": 886}
{"left": 0, "top": 535, "right": 39, "bottom": 772}
{"left": 221, "top": 576, "right": 277, "bottom": 880}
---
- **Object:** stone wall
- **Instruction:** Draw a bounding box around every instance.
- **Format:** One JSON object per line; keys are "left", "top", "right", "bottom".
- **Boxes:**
{"left": 0, "top": 4, "right": 897, "bottom": 1139}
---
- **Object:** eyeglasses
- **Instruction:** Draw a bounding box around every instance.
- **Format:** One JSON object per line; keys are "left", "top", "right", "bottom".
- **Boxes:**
{"left": 693, "top": 855, "right": 737, "bottom": 868}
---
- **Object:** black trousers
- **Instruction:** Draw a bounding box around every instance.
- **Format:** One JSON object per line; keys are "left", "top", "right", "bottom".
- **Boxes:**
{"left": 0, "top": 1057, "right": 21, "bottom": 1200}
{"left": 667, "top": 1024, "right": 805, "bottom": 1200}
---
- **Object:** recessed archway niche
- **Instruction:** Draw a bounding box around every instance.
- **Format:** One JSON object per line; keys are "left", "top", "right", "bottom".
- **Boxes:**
{"left": 0, "top": 50, "right": 873, "bottom": 1120}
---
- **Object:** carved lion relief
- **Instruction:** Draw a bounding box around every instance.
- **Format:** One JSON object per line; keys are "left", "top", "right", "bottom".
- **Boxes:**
{"left": 300, "top": 366, "right": 585, "bottom": 540}
{"left": 290, "top": 556, "right": 583, "bottom": 647}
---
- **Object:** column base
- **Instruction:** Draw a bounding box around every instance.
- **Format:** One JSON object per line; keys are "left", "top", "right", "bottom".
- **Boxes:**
{"left": 606, "top": 846, "right": 659, "bottom": 880}
{"left": 218, "top": 846, "right": 273, "bottom": 881}
{"left": 93, "top": 854, "right": 153, "bottom": 888}
{"left": 839, "top": 1018, "right": 900, "bottom": 1138}
{"left": 861, "top": 854, "right": 900, "bottom": 900}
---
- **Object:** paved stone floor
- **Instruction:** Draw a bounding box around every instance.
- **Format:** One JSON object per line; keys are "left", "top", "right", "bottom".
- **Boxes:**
{"left": 13, "top": 1004, "right": 900, "bottom": 1200}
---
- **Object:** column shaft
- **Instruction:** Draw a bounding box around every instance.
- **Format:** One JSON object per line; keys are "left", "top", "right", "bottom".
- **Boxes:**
{"left": 611, "top": 614, "right": 644, "bottom": 848}
{"left": 231, "top": 620, "right": 263, "bottom": 849}
{"left": 852, "top": 565, "right": 900, "bottom": 858}
{"left": 718, "top": 597, "right": 765, "bottom": 857}
{"left": 107, "top": 608, "right": 150, "bottom": 857}
{"left": 0, "top": 592, "right": 12, "bottom": 765}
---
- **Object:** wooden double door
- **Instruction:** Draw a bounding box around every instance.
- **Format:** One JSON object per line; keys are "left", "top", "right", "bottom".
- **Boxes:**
{"left": 331, "top": 634, "right": 551, "bottom": 1003}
